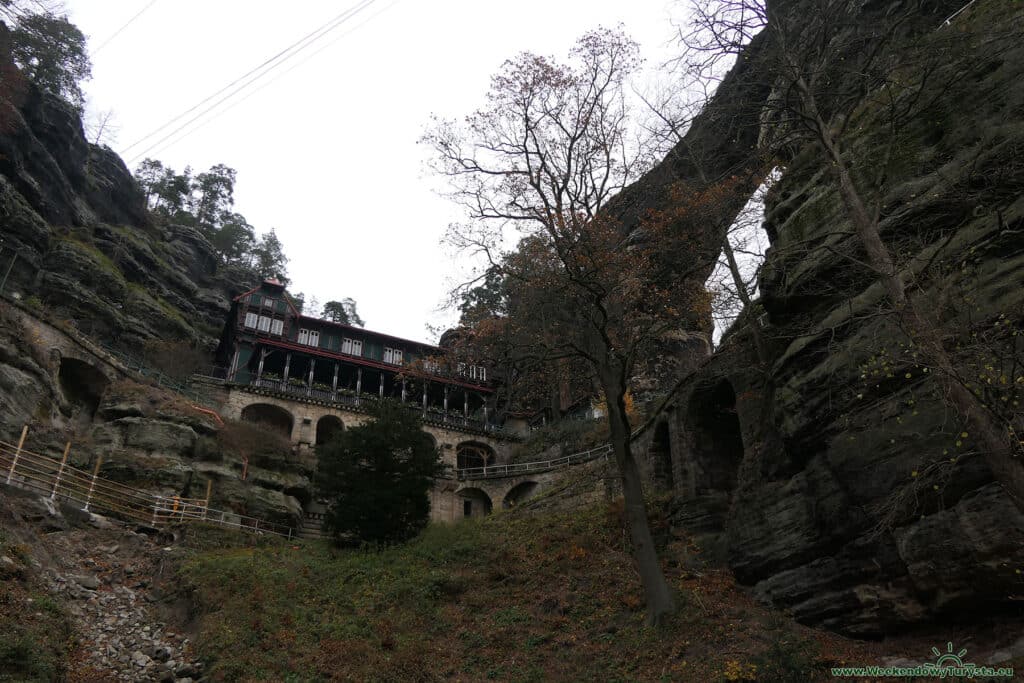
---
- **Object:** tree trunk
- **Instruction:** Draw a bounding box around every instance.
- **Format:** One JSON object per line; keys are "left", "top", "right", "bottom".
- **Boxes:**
{"left": 807, "top": 89, "right": 1024, "bottom": 510}
{"left": 721, "top": 234, "right": 770, "bottom": 367}
{"left": 601, "top": 368, "right": 676, "bottom": 625}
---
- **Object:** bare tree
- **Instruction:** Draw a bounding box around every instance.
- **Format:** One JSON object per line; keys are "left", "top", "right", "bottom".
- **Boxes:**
{"left": 423, "top": 28, "right": 709, "bottom": 624}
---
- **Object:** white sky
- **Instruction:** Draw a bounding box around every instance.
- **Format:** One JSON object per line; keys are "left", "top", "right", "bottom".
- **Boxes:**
{"left": 65, "top": 0, "right": 684, "bottom": 343}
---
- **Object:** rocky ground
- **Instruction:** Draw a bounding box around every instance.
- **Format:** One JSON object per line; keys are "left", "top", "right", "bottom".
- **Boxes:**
{"left": 1, "top": 486, "right": 205, "bottom": 682}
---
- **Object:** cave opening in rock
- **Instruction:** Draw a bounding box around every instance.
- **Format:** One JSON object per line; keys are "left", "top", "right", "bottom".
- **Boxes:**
{"left": 649, "top": 420, "right": 674, "bottom": 490}
{"left": 687, "top": 379, "right": 744, "bottom": 493}
{"left": 57, "top": 357, "right": 108, "bottom": 423}
{"left": 240, "top": 403, "right": 294, "bottom": 439}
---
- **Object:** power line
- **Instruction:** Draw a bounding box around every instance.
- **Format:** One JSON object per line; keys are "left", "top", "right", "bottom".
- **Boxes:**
{"left": 90, "top": 0, "right": 160, "bottom": 56}
{"left": 143, "top": 0, "right": 402, "bottom": 160}
{"left": 121, "top": 0, "right": 375, "bottom": 159}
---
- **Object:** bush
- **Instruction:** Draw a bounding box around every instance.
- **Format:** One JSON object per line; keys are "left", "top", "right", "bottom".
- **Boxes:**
{"left": 141, "top": 338, "right": 210, "bottom": 381}
{"left": 316, "top": 401, "right": 443, "bottom": 546}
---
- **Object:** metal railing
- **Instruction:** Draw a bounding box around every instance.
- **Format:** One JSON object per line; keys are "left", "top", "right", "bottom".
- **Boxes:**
{"left": 456, "top": 443, "right": 613, "bottom": 480}
{"left": 0, "top": 434, "right": 296, "bottom": 538}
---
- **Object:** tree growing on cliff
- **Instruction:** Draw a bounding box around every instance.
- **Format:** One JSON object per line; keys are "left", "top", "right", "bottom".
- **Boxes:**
{"left": 316, "top": 401, "right": 443, "bottom": 546}
{"left": 423, "top": 28, "right": 711, "bottom": 624}
{"left": 7, "top": 7, "right": 90, "bottom": 110}
{"left": 683, "top": 0, "right": 1024, "bottom": 507}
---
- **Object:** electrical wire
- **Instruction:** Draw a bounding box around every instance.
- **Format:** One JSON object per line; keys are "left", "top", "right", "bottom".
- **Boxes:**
{"left": 143, "top": 0, "right": 402, "bottom": 160}
{"left": 121, "top": 0, "right": 376, "bottom": 159}
{"left": 90, "top": 0, "right": 160, "bottom": 56}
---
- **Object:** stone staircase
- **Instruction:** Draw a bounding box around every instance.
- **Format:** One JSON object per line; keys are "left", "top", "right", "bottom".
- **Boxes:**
{"left": 299, "top": 502, "right": 329, "bottom": 540}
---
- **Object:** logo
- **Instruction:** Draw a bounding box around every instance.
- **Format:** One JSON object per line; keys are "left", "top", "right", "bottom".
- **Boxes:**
{"left": 924, "top": 642, "right": 975, "bottom": 673}
{"left": 830, "top": 641, "right": 1014, "bottom": 678}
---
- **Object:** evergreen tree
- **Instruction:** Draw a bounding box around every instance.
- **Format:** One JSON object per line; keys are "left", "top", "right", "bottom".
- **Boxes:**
{"left": 7, "top": 8, "right": 90, "bottom": 110}
{"left": 316, "top": 401, "right": 443, "bottom": 546}
{"left": 323, "top": 298, "right": 364, "bottom": 326}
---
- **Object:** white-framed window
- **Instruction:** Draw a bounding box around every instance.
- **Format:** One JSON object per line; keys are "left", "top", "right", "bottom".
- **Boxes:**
{"left": 270, "top": 319, "right": 284, "bottom": 336}
{"left": 244, "top": 312, "right": 258, "bottom": 329}
{"left": 384, "top": 347, "right": 403, "bottom": 365}
{"left": 423, "top": 359, "right": 440, "bottom": 374}
{"left": 342, "top": 338, "right": 363, "bottom": 356}
{"left": 298, "top": 328, "right": 319, "bottom": 347}
{"left": 457, "top": 362, "right": 466, "bottom": 376}
{"left": 257, "top": 315, "right": 271, "bottom": 332}
{"left": 477, "top": 366, "right": 487, "bottom": 382}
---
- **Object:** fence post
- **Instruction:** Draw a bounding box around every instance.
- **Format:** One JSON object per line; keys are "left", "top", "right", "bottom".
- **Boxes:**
{"left": 203, "top": 479, "right": 213, "bottom": 520}
{"left": 5, "top": 424, "right": 28, "bottom": 485}
{"left": 151, "top": 496, "right": 161, "bottom": 527}
{"left": 81, "top": 455, "right": 103, "bottom": 512}
{"left": 50, "top": 441, "right": 71, "bottom": 500}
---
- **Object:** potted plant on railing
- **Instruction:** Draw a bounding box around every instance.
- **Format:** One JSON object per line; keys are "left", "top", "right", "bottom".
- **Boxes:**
{"left": 287, "top": 377, "right": 307, "bottom": 389}
{"left": 313, "top": 382, "right": 332, "bottom": 392}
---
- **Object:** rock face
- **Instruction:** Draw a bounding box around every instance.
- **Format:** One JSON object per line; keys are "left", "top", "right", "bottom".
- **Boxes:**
{"left": 0, "top": 37, "right": 255, "bottom": 350}
{"left": 635, "top": 0, "right": 1024, "bottom": 637}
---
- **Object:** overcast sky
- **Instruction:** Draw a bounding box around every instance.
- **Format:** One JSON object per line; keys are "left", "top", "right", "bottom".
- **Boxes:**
{"left": 64, "top": 0, "right": 684, "bottom": 343}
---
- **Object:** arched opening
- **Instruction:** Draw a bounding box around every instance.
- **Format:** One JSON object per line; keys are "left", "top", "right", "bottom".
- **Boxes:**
{"left": 240, "top": 403, "right": 294, "bottom": 438}
{"left": 649, "top": 420, "right": 674, "bottom": 490}
{"left": 686, "top": 379, "right": 744, "bottom": 493}
{"left": 456, "top": 441, "right": 495, "bottom": 470}
{"left": 458, "top": 488, "right": 492, "bottom": 517}
{"left": 58, "top": 356, "right": 108, "bottom": 423}
{"left": 315, "top": 415, "right": 344, "bottom": 446}
{"left": 503, "top": 481, "right": 538, "bottom": 509}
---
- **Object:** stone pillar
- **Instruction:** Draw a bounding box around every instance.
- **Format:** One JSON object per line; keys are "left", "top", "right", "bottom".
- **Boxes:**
{"left": 331, "top": 362, "right": 339, "bottom": 398}
{"left": 401, "top": 378, "right": 407, "bottom": 403}
{"left": 283, "top": 353, "right": 291, "bottom": 384}
{"left": 356, "top": 368, "right": 362, "bottom": 400}
{"left": 307, "top": 358, "right": 316, "bottom": 395}
{"left": 379, "top": 372, "right": 384, "bottom": 398}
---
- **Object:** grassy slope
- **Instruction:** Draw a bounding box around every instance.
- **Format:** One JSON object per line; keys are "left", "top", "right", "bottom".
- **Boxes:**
{"left": 180, "top": 503, "right": 905, "bottom": 683}
{"left": 0, "top": 530, "right": 74, "bottom": 682}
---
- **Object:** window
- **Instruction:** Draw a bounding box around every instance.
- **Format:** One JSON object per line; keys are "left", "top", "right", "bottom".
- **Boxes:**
{"left": 384, "top": 347, "right": 403, "bottom": 365}
{"left": 341, "top": 338, "right": 363, "bottom": 356}
{"left": 298, "top": 328, "right": 320, "bottom": 347}
{"left": 244, "top": 312, "right": 258, "bottom": 329}
{"left": 262, "top": 297, "right": 275, "bottom": 309}
{"left": 423, "top": 359, "right": 440, "bottom": 374}
{"left": 477, "top": 366, "right": 487, "bottom": 382}
{"left": 457, "top": 362, "right": 466, "bottom": 376}
{"left": 270, "top": 319, "right": 284, "bottom": 336}
{"left": 257, "top": 315, "right": 271, "bottom": 332}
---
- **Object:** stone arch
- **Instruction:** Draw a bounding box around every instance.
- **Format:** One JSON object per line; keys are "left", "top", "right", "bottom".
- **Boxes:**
{"left": 315, "top": 415, "right": 344, "bottom": 446}
{"left": 648, "top": 420, "right": 674, "bottom": 490}
{"left": 686, "top": 378, "right": 744, "bottom": 493}
{"left": 456, "top": 441, "right": 495, "bottom": 470}
{"left": 57, "top": 356, "right": 108, "bottom": 423}
{"left": 240, "top": 402, "right": 294, "bottom": 438}
{"left": 457, "top": 487, "right": 493, "bottom": 517}
{"left": 503, "top": 481, "right": 539, "bottom": 509}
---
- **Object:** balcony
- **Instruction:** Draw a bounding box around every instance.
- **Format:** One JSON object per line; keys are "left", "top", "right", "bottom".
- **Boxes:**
{"left": 245, "top": 377, "right": 514, "bottom": 438}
